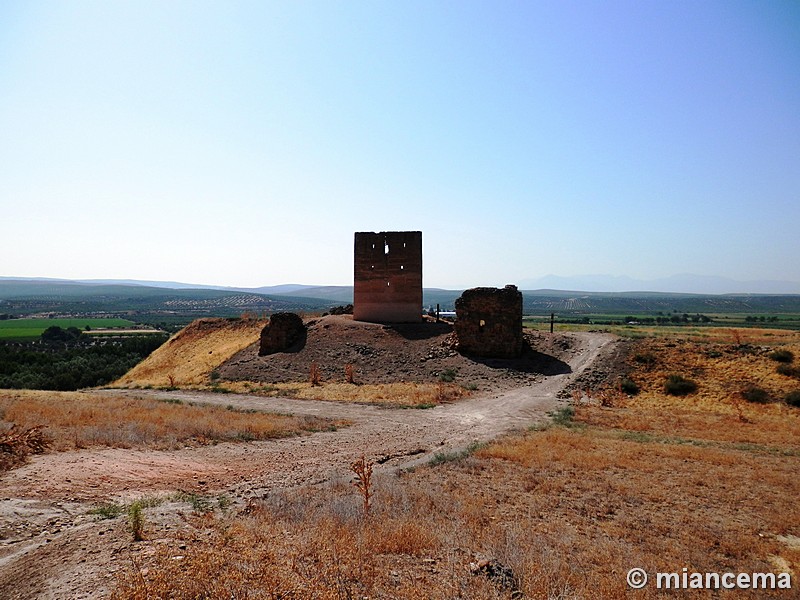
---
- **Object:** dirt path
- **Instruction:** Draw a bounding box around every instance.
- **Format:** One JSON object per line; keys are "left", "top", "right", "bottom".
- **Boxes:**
{"left": 0, "top": 331, "right": 615, "bottom": 599}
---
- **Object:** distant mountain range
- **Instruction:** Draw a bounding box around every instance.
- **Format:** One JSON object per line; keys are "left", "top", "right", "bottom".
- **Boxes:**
{"left": 518, "top": 274, "right": 800, "bottom": 295}
{"left": 2, "top": 276, "right": 800, "bottom": 318}
{"left": 6, "top": 273, "right": 800, "bottom": 296}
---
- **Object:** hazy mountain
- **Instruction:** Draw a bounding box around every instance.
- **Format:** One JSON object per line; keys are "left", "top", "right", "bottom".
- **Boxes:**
{"left": 519, "top": 274, "right": 800, "bottom": 295}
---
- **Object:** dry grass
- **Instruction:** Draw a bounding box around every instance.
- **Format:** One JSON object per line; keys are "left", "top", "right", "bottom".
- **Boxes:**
{"left": 0, "top": 389, "right": 344, "bottom": 456}
{"left": 0, "top": 424, "right": 49, "bottom": 470}
{"left": 113, "top": 335, "right": 799, "bottom": 599}
{"left": 209, "top": 380, "right": 469, "bottom": 407}
{"left": 115, "top": 317, "right": 267, "bottom": 388}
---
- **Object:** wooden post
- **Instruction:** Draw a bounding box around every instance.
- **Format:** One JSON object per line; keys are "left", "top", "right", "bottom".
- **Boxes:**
{"left": 436, "top": 304, "right": 440, "bottom": 322}
{"left": 550, "top": 312, "right": 554, "bottom": 333}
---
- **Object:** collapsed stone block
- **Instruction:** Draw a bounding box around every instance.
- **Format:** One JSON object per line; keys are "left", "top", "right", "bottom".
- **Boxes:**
{"left": 454, "top": 285, "right": 523, "bottom": 358}
{"left": 259, "top": 312, "right": 306, "bottom": 356}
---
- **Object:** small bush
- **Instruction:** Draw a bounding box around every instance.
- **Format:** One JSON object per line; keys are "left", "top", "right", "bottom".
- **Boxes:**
{"left": 128, "top": 501, "right": 146, "bottom": 541}
{"left": 620, "top": 377, "right": 640, "bottom": 395}
{"left": 741, "top": 385, "right": 771, "bottom": 404}
{"left": 551, "top": 406, "right": 575, "bottom": 426}
{"left": 664, "top": 375, "right": 697, "bottom": 396}
{"left": 784, "top": 390, "right": 800, "bottom": 407}
{"left": 777, "top": 364, "right": 800, "bottom": 378}
{"left": 633, "top": 352, "right": 657, "bottom": 368}
{"left": 429, "top": 441, "right": 485, "bottom": 466}
{"left": 439, "top": 369, "right": 457, "bottom": 383}
{"left": 88, "top": 502, "right": 124, "bottom": 520}
{"left": 768, "top": 349, "right": 794, "bottom": 363}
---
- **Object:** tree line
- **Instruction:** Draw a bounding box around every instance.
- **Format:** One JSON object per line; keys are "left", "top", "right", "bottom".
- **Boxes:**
{"left": 0, "top": 327, "right": 167, "bottom": 391}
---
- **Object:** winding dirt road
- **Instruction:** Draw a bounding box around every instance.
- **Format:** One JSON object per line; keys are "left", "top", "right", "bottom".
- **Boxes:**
{"left": 0, "top": 331, "right": 615, "bottom": 599}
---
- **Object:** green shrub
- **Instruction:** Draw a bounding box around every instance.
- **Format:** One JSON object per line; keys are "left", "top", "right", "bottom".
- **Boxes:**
{"left": 620, "top": 377, "right": 640, "bottom": 395}
{"left": 88, "top": 502, "right": 124, "bottom": 520}
{"left": 128, "top": 501, "right": 146, "bottom": 541}
{"left": 768, "top": 349, "right": 794, "bottom": 363}
{"left": 785, "top": 391, "right": 800, "bottom": 408}
{"left": 438, "top": 369, "right": 457, "bottom": 383}
{"left": 552, "top": 406, "right": 575, "bottom": 426}
{"left": 428, "top": 441, "right": 485, "bottom": 466}
{"left": 664, "top": 375, "right": 697, "bottom": 396}
{"left": 741, "top": 385, "right": 771, "bottom": 404}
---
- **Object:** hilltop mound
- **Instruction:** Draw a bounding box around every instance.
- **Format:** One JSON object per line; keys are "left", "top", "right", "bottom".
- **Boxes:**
{"left": 116, "top": 317, "right": 267, "bottom": 387}
{"left": 218, "top": 314, "right": 577, "bottom": 392}
{"left": 117, "top": 314, "right": 581, "bottom": 393}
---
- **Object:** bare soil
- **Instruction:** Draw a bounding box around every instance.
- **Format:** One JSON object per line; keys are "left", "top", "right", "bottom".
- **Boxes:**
{"left": 0, "top": 328, "right": 618, "bottom": 599}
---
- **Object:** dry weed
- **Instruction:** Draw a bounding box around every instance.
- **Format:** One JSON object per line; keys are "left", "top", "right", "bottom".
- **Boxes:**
{"left": 350, "top": 455, "right": 374, "bottom": 517}
{"left": 0, "top": 424, "right": 50, "bottom": 471}
{"left": 309, "top": 361, "right": 322, "bottom": 386}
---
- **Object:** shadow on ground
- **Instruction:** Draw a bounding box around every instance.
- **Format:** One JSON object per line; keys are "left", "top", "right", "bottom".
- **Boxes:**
{"left": 388, "top": 321, "right": 454, "bottom": 341}
{"left": 463, "top": 345, "right": 571, "bottom": 376}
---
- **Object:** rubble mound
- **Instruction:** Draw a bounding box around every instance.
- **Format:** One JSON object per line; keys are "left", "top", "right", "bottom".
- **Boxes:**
{"left": 218, "top": 315, "right": 578, "bottom": 392}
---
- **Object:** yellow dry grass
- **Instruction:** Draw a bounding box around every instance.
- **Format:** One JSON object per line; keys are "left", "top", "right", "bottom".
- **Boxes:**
{"left": 0, "top": 389, "right": 343, "bottom": 454}
{"left": 215, "top": 380, "right": 468, "bottom": 407}
{"left": 115, "top": 317, "right": 266, "bottom": 388}
{"left": 627, "top": 338, "right": 796, "bottom": 414}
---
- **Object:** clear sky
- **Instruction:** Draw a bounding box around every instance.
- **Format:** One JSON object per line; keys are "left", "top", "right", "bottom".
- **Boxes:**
{"left": 2, "top": 1, "right": 799, "bottom": 291}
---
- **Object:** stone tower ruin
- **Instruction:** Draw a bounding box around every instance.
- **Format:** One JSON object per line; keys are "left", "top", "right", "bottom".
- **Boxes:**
{"left": 454, "top": 285, "right": 523, "bottom": 358}
{"left": 353, "top": 231, "right": 422, "bottom": 323}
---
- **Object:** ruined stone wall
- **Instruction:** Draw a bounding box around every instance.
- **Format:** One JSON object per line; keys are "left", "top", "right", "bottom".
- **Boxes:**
{"left": 454, "top": 285, "right": 523, "bottom": 358}
{"left": 259, "top": 312, "right": 306, "bottom": 356}
{"left": 353, "top": 231, "right": 422, "bottom": 323}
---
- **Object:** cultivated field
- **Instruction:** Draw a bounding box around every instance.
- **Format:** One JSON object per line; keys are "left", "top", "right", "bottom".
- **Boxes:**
{"left": 0, "top": 318, "right": 136, "bottom": 340}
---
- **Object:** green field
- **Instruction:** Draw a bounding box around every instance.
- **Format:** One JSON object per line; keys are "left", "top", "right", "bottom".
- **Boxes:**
{"left": 0, "top": 318, "right": 136, "bottom": 340}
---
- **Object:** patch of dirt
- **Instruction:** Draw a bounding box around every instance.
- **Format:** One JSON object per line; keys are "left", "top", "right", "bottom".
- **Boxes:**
{"left": 219, "top": 315, "right": 579, "bottom": 392}
{"left": 558, "top": 336, "right": 634, "bottom": 397}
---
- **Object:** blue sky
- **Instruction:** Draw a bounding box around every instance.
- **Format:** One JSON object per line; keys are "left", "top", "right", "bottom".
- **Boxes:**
{"left": 2, "top": 1, "right": 799, "bottom": 291}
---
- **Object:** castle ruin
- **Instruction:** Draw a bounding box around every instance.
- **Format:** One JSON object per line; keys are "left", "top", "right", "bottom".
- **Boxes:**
{"left": 454, "top": 285, "right": 524, "bottom": 358}
{"left": 353, "top": 231, "right": 422, "bottom": 323}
